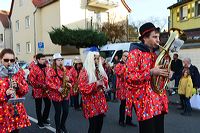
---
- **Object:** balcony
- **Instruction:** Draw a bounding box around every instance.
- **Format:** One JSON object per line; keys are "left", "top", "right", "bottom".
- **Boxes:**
{"left": 87, "top": 0, "right": 118, "bottom": 12}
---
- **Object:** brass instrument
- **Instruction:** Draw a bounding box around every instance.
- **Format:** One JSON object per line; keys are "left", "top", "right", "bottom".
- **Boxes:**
{"left": 61, "top": 67, "right": 71, "bottom": 98}
{"left": 73, "top": 82, "right": 79, "bottom": 93}
{"left": 152, "top": 28, "right": 186, "bottom": 94}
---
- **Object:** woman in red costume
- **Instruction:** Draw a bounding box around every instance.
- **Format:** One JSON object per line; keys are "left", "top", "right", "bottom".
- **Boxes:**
{"left": 0, "top": 48, "right": 30, "bottom": 133}
{"left": 79, "top": 48, "right": 108, "bottom": 133}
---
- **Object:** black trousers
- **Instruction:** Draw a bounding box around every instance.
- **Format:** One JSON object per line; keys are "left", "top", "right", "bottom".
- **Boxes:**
{"left": 139, "top": 114, "right": 164, "bottom": 133}
{"left": 52, "top": 100, "right": 69, "bottom": 130}
{"left": 35, "top": 97, "right": 51, "bottom": 124}
{"left": 119, "top": 99, "right": 132, "bottom": 123}
{"left": 73, "top": 94, "right": 80, "bottom": 109}
{"left": 88, "top": 114, "right": 104, "bottom": 133}
{"left": 10, "top": 129, "right": 19, "bottom": 133}
{"left": 179, "top": 94, "right": 185, "bottom": 109}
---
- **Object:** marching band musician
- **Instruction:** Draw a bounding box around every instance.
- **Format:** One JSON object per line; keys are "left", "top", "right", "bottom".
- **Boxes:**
{"left": 78, "top": 48, "right": 108, "bottom": 133}
{"left": 0, "top": 49, "right": 31, "bottom": 133}
{"left": 125, "top": 23, "right": 169, "bottom": 133}
{"left": 69, "top": 56, "right": 83, "bottom": 111}
{"left": 46, "top": 53, "right": 72, "bottom": 133}
{"left": 115, "top": 51, "right": 137, "bottom": 127}
{"left": 28, "top": 53, "right": 51, "bottom": 128}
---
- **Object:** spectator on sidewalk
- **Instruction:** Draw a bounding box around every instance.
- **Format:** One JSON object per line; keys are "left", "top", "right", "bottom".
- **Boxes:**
{"left": 178, "top": 68, "right": 193, "bottom": 116}
{"left": 183, "top": 57, "right": 200, "bottom": 90}
{"left": 170, "top": 53, "right": 183, "bottom": 89}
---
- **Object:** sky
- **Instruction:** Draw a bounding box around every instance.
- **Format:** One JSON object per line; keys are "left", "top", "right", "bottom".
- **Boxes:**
{"left": 0, "top": 0, "right": 177, "bottom": 29}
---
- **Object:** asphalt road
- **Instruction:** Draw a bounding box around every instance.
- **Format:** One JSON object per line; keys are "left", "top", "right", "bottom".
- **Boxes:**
{"left": 19, "top": 90, "right": 200, "bottom": 133}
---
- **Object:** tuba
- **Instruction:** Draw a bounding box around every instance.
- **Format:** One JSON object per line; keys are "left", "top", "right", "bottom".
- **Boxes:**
{"left": 152, "top": 28, "right": 186, "bottom": 94}
{"left": 61, "top": 66, "right": 72, "bottom": 98}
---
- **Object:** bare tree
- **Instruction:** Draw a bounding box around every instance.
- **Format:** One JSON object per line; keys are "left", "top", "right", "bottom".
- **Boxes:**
{"left": 131, "top": 17, "right": 167, "bottom": 32}
{"left": 102, "top": 21, "right": 127, "bottom": 43}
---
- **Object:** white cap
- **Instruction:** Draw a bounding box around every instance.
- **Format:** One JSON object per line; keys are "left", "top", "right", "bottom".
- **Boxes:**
{"left": 53, "top": 53, "right": 63, "bottom": 60}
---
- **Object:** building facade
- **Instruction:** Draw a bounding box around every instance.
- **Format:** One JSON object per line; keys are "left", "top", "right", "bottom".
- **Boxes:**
{"left": 168, "top": 0, "right": 200, "bottom": 69}
{"left": 9, "top": 0, "right": 130, "bottom": 62}
{"left": 0, "top": 10, "right": 12, "bottom": 51}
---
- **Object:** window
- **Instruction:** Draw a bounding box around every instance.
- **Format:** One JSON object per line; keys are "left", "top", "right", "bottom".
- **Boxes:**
{"left": 180, "top": 5, "right": 188, "bottom": 20}
{"left": 16, "top": 20, "right": 19, "bottom": 31}
{"left": 0, "top": 34, "right": 3, "bottom": 42}
{"left": 195, "top": 1, "right": 200, "bottom": 16}
{"left": 26, "top": 42, "right": 31, "bottom": 53}
{"left": 25, "top": 16, "right": 30, "bottom": 28}
{"left": 19, "top": 0, "right": 24, "bottom": 6}
{"left": 16, "top": 44, "right": 20, "bottom": 54}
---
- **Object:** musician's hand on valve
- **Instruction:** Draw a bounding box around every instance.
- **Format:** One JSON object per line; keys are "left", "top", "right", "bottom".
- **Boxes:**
{"left": 58, "top": 87, "right": 63, "bottom": 93}
{"left": 6, "top": 88, "right": 15, "bottom": 95}
{"left": 150, "top": 65, "right": 169, "bottom": 77}
{"left": 97, "top": 80, "right": 103, "bottom": 86}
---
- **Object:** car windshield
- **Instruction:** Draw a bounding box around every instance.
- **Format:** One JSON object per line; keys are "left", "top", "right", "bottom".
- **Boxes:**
{"left": 100, "top": 50, "right": 115, "bottom": 58}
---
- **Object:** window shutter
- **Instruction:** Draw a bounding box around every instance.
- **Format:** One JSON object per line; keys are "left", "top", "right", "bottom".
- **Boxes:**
{"left": 188, "top": 4, "right": 191, "bottom": 19}
{"left": 191, "top": 3, "right": 195, "bottom": 17}
{"left": 177, "top": 8, "right": 180, "bottom": 21}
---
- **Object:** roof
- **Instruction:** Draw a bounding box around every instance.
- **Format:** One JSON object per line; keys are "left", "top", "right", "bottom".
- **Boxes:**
{"left": 32, "top": 0, "right": 58, "bottom": 8}
{"left": 0, "top": 10, "right": 10, "bottom": 28}
{"left": 168, "top": 0, "right": 192, "bottom": 9}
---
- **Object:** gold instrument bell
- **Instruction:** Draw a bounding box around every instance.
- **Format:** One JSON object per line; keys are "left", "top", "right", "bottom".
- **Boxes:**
{"left": 151, "top": 28, "right": 186, "bottom": 94}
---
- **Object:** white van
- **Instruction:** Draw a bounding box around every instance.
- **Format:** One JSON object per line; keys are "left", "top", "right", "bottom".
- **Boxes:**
{"left": 100, "top": 43, "right": 132, "bottom": 66}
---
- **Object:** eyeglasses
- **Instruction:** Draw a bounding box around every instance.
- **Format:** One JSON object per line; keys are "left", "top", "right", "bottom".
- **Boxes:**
{"left": 3, "top": 59, "right": 15, "bottom": 63}
{"left": 123, "top": 55, "right": 128, "bottom": 57}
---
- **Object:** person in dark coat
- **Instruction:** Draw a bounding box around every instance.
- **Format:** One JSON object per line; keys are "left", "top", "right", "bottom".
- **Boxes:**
{"left": 183, "top": 57, "right": 200, "bottom": 89}
{"left": 171, "top": 53, "right": 183, "bottom": 88}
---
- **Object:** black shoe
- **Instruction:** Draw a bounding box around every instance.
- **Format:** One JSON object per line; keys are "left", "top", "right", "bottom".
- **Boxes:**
{"left": 43, "top": 120, "right": 50, "bottom": 126}
{"left": 119, "top": 121, "right": 126, "bottom": 127}
{"left": 61, "top": 127, "right": 69, "bottom": 133}
{"left": 75, "top": 108, "right": 81, "bottom": 111}
{"left": 37, "top": 123, "right": 45, "bottom": 129}
{"left": 56, "top": 129, "right": 61, "bottom": 133}
{"left": 180, "top": 112, "right": 192, "bottom": 116}
{"left": 126, "top": 122, "right": 137, "bottom": 127}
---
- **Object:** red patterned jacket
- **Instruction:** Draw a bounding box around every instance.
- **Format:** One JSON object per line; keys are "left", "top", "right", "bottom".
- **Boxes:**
{"left": 78, "top": 68, "right": 108, "bottom": 119}
{"left": 0, "top": 69, "right": 31, "bottom": 132}
{"left": 46, "top": 67, "right": 72, "bottom": 102}
{"left": 69, "top": 67, "right": 81, "bottom": 96}
{"left": 29, "top": 64, "right": 49, "bottom": 98}
{"left": 114, "top": 61, "right": 127, "bottom": 100}
{"left": 125, "top": 43, "right": 168, "bottom": 121}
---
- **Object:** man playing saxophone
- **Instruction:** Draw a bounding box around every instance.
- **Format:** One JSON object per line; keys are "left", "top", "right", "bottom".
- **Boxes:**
{"left": 29, "top": 53, "right": 51, "bottom": 128}
{"left": 46, "top": 53, "right": 72, "bottom": 133}
{"left": 125, "top": 22, "right": 169, "bottom": 133}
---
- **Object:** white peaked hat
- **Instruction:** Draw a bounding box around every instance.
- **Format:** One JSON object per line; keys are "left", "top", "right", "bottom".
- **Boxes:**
{"left": 53, "top": 53, "right": 63, "bottom": 60}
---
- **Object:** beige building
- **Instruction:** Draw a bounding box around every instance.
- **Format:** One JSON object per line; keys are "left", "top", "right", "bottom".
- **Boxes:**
{"left": 10, "top": 0, "right": 130, "bottom": 62}
{"left": 0, "top": 10, "right": 12, "bottom": 51}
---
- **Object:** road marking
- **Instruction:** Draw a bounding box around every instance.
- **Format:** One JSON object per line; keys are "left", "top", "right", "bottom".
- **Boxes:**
{"left": 28, "top": 116, "right": 56, "bottom": 132}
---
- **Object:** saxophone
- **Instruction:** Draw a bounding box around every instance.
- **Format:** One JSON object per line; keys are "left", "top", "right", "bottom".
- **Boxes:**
{"left": 152, "top": 28, "right": 185, "bottom": 94}
{"left": 61, "top": 67, "right": 71, "bottom": 98}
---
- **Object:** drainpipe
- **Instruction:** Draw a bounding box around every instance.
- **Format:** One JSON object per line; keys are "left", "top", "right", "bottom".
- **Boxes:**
{"left": 33, "top": 7, "right": 38, "bottom": 55}
{"left": 7, "top": 16, "right": 12, "bottom": 49}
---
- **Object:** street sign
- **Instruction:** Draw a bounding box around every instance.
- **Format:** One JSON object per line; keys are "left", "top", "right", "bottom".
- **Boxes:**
{"left": 38, "top": 42, "right": 44, "bottom": 53}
